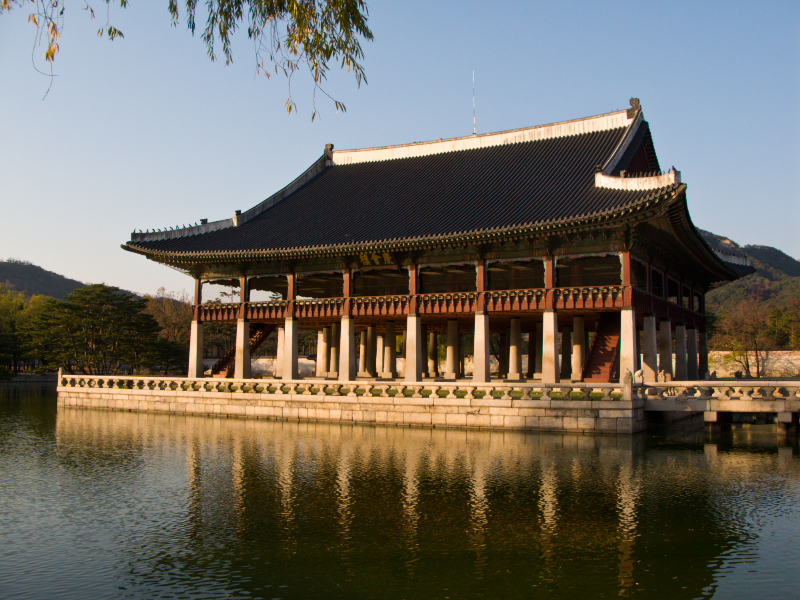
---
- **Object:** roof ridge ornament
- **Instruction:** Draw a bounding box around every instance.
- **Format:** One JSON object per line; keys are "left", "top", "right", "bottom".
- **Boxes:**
{"left": 627, "top": 98, "right": 641, "bottom": 119}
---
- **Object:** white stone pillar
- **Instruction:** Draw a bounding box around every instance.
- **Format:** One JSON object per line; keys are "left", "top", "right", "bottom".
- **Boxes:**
{"left": 427, "top": 330, "right": 438, "bottom": 378}
{"left": 188, "top": 321, "right": 204, "bottom": 378}
{"left": 357, "top": 330, "right": 368, "bottom": 377}
{"left": 560, "top": 326, "right": 572, "bottom": 381}
{"left": 534, "top": 322, "right": 543, "bottom": 378}
{"left": 234, "top": 319, "right": 251, "bottom": 380}
{"left": 282, "top": 317, "right": 298, "bottom": 381}
{"left": 542, "top": 311, "right": 559, "bottom": 384}
{"left": 405, "top": 314, "right": 423, "bottom": 382}
{"left": 674, "top": 325, "right": 687, "bottom": 381}
{"left": 473, "top": 312, "right": 490, "bottom": 383}
{"left": 686, "top": 328, "right": 698, "bottom": 380}
{"left": 658, "top": 319, "right": 673, "bottom": 380}
{"left": 328, "top": 322, "right": 340, "bottom": 378}
{"left": 366, "top": 325, "right": 377, "bottom": 377}
{"left": 698, "top": 330, "right": 709, "bottom": 378}
{"left": 275, "top": 326, "right": 285, "bottom": 378}
{"left": 382, "top": 321, "right": 397, "bottom": 378}
{"left": 619, "top": 309, "right": 637, "bottom": 381}
{"left": 641, "top": 315, "right": 658, "bottom": 382}
{"left": 316, "top": 327, "right": 330, "bottom": 377}
{"left": 445, "top": 319, "right": 460, "bottom": 379}
{"left": 571, "top": 316, "right": 585, "bottom": 381}
{"left": 338, "top": 317, "right": 356, "bottom": 382}
{"left": 376, "top": 334, "right": 385, "bottom": 376}
{"left": 507, "top": 317, "right": 522, "bottom": 380}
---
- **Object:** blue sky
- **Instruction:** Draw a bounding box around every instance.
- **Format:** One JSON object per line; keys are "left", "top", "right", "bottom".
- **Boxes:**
{"left": 2, "top": 0, "right": 798, "bottom": 297}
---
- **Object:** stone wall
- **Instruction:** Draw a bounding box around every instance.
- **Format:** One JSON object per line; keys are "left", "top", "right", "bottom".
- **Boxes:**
{"left": 57, "top": 379, "right": 645, "bottom": 434}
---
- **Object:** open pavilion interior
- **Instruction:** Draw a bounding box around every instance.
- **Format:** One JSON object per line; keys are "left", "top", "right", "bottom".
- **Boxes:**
{"left": 124, "top": 99, "right": 751, "bottom": 385}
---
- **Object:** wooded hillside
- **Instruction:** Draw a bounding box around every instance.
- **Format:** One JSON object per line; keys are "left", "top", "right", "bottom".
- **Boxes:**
{"left": 0, "top": 259, "right": 86, "bottom": 300}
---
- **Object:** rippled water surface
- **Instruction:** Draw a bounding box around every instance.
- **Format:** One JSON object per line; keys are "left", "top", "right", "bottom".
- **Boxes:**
{"left": 1, "top": 385, "right": 799, "bottom": 599}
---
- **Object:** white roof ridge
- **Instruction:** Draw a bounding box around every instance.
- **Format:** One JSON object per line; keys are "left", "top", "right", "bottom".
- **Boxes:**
{"left": 331, "top": 108, "right": 634, "bottom": 166}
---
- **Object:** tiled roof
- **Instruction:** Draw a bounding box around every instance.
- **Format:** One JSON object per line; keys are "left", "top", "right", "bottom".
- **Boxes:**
{"left": 127, "top": 107, "right": 673, "bottom": 257}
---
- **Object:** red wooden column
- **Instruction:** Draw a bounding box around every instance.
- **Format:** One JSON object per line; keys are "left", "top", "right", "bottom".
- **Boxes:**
{"left": 238, "top": 276, "right": 250, "bottom": 318}
{"left": 541, "top": 256, "right": 559, "bottom": 383}
{"left": 339, "top": 267, "right": 355, "bottom": 381}
{"left": 193, "top": 278, "right": 203, "bottom": 320}
{"left": 283, "top": 272, "right": 298, "bottom": 380}
{"left": 619, "top": 251, "right": 637, "bottom": 377}
{"left": 405, "top": 262, "right": 422, "bottom": 382}
{"left": 234, "top": 275, "right": 251, "bottom": 379}
{"left": 188, "top": 278, "right": 204, "bottom": 378}
{"left": 473, "top": 258, "right": 490, "bottom": 382}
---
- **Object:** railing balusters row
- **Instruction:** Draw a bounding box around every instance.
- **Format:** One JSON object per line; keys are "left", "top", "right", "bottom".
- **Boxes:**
{"left": 194, "top": 286, "right": 678, "bottom": 323}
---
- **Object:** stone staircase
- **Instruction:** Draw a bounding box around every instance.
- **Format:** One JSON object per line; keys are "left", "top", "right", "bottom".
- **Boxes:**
{"left": 581, "top": 313, "right": 620, "bottom": 383}
{"left": 210, "top": 324, "right": 276, "bottom": 378}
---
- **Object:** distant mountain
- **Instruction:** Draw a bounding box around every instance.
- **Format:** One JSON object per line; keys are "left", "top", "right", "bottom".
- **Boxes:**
{"left": 699, "top": 230, "right": 800, "bottom": 312}
{"left": 0, "top": 259, "right": 86, "bottom": 299}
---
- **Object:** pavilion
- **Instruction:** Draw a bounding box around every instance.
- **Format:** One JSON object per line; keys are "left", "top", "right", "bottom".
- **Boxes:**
{"left": 124, "top": 99, "right": 750, "bottom": 385}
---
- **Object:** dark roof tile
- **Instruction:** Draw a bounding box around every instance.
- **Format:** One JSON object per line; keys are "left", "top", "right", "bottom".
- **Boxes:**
{"left": 131, "top": 124, "right": 658, "bottom": 255}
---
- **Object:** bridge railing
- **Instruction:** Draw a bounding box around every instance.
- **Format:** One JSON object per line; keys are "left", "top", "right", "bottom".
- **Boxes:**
{"left": 640, "top": 380, "right": 800, "bottom": 412}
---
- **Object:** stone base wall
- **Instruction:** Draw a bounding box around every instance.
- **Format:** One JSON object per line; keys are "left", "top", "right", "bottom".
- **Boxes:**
{"left": 57, "top": 387, "right": 646, "bottom": 434}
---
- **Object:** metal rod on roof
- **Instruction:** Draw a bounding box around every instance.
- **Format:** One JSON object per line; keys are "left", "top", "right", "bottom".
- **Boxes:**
{"left": 473, "top": 70, "right": 476, "bottom": 135}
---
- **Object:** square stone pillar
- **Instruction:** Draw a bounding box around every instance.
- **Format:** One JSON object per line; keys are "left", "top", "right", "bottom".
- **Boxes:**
{"left": 366, "top": 325, "right": 377, "bottom": 376}
{"left": 274, "top": 326, "right": 284, "bottom": 378}
{"left": 507, "top": 317, "right": 522, "bottom": 380}
{"left": 376, "top": 334, "right": 385, "bottom": 376}
{"left": 316, "top": 327, "right": 330, "bottom": 377}
{"left": 188, "top": 321, "right": 204, "bottom": 378}
{"left": 658, "top": 319, "right": 673, "bottom": 380}
{"left": 428, "top": 329, "right": 439, "bottom": 378}
{"left": 444, "top": 320, "right": 460, "bottom": 379}
{"left": 328, "top": 322, "right": 340, "bottom": 378}
{"left": 357, "top": 330, "right": 368, "bottom": 377}
{"left": 473, "top": 312, "right": 490, "bottom": 383}
{"left": 534, "top": 322, "right": 543, "bottom": 378}
{"left": 405, "top": 314, "right": 423, "bottom": 382}
{"left": 686, "top": 328, "right": 698, "bottom": 380}
{"left": 494, "top": 333, "right": 506, "bottom": 378}
{"left": 459, "top": 333, "right": 466, "bottom": 378}
{"left": 234, "top": 319, "right": 251, "bottom": 380}
{"left": 338, "top": 317, "right": 356, "bottom": 382}
{"left": 382, "top": 321, "right": 397, "bottom": 378}
{"left": 542, "top": 310, "right": 559, "bottom": 384}
{"left": 560, "top": 326, "right": 572, "bottom": 381}
{"left": 641, "top": 315, "right": 658, "bottom": 382}
{"left": 571, "top": 316, "right": 585, "bottom": 381}
{"left": 674, "top": 325, "right": 687, "bottom": 380}
{"left": 619, "top": 308, "right": 637, "bottom": 380}
{"left": 282, "top": 317, "right": 298, "bottom": 381}
{"left": 698, "top": 330, "right": 709, "bottom": 378}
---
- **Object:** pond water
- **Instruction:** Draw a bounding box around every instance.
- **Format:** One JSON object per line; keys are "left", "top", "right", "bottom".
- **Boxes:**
{"left": 1, "top": 385, "right": 798, "bottom": 599}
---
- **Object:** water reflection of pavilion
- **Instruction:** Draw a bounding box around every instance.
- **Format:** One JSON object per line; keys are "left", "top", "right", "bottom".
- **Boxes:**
{"left": 54, "top": 407, "right": 796, "bottom": 599}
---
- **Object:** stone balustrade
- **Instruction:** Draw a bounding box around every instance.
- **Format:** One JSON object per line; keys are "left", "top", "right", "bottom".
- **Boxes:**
{"left": 57, "top": 372, "right": 643, "bottom": 433}
{"left": 641, "top": 380, "right": 800, "bottom": 414}
{"left": 57, "top": 373, "right": 800, "bottom": 433}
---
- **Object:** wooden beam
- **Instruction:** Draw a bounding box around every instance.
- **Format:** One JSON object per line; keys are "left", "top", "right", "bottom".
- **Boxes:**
{"left": 193, "top": 278, "right": 203, "bottom": 321}
{"left": 621, "top": 251, "right": 631, "bottom": 287}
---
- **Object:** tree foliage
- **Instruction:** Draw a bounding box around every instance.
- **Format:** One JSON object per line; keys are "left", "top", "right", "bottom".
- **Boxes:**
{"left": 709, "top": 296, "right": 778, "bottom": 378}
{"left": 0, "top": 286, "right": 50, "bottom": 377}
{"left": 2, "top": 0, "right": 373, "bottom": 116}
{"left": 24, "top": 284, "right": 178, "bottom": 375}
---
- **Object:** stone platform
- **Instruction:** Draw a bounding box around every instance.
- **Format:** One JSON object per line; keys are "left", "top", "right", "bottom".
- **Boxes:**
{"left": 57, "top": 373, "right": 645, "bottom": 434}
